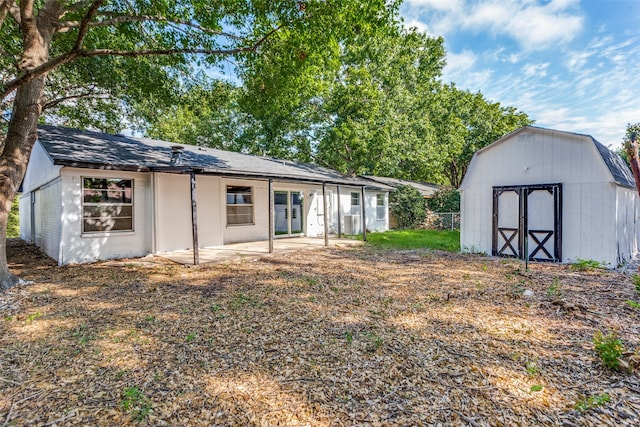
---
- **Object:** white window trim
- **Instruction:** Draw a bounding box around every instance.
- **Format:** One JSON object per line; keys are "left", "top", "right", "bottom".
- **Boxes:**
{"left": 81, "top": 176, "right": 134, "bottom": 234}
{"left": 226, "top": 185, "right": 255, "bottom": 227}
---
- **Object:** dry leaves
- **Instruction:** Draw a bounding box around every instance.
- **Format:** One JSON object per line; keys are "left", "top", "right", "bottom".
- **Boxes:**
{"left": 1, "top": 239, "right": 639, "bottom": 426}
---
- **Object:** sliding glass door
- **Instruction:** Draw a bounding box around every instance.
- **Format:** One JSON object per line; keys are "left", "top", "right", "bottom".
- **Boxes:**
{"left": 274, "top": 191, "right": 304, "bottom": 236}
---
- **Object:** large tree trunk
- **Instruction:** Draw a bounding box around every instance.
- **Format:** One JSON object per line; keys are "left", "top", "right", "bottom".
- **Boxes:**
{"left": 0, "top": 77, "right": 45, "bottom": 290}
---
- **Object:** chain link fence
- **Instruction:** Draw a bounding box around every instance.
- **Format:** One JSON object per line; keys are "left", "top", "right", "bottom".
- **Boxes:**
{"left": 424, "top": 211, "right": 460, "bottom": 231}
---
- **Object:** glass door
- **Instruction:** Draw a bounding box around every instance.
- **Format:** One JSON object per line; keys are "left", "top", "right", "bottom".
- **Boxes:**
{"left": 274, "top": 191, "right": 304, "bottom": 236}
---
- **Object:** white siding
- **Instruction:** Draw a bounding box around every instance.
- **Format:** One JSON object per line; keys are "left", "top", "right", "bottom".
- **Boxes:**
{"left": 21, "top": 141, "right": 62, "bottom": 193}
{"left": 615, "top": 186, "right": 640, "bottom": 265}
{"left": 34, "top": 179, "right": 62, "bottom": 261}
{"left": 59, "top": 168, "right": 152, "bottom": 264}
{"left": 19, "top": 193, "right": 32, "bottom": 242}
{"left": 154, "top": 173, "right": 193, "bottom": 253}
{"left": 365, "top": 191, "right": 388, "bottom": 232}
{"left": 461, "top": 127, "right": 631, "bottom": 266}
{"left": 196, "top": 175, "right": 223, "bottom": 248}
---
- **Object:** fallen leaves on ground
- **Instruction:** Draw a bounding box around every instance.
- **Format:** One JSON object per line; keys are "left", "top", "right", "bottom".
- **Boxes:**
{"left": 1, "top": 239, "right": 639, "bottom": 426}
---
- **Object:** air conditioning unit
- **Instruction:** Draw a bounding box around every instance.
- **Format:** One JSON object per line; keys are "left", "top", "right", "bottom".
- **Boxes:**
{"left": 343, "top": 215, "right": 361, "bottom": 235}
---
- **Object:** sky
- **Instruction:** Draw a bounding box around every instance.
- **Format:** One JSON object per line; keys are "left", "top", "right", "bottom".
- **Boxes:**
{"left": 400, "top": 0, "right": 640, "bottom": 149}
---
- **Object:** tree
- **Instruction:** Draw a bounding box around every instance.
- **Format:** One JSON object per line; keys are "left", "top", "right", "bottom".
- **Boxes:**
{"left": 624, "top": 123, "right": 640, "bottom": 198}
{"left": 429, "top": 85, "right": 532, "bottom": 188}
{"left": 0, "top": 0, "right": 393, "bottom": 290}
{"left": 426, "top": 187, "right": 459, "bottom": 213}
{"left": 389, "top": 185, "right": 426, "bottom": 229}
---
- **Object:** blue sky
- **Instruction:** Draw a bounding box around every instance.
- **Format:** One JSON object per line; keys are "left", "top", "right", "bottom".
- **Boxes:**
{"left": 400, "top": 0, "right": 640, "bottom": 149}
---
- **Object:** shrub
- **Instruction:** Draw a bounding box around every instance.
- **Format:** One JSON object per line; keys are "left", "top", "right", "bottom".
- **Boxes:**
{"left": 426, "top": 187, "right": 460, "bottom": 213}
{"left": 593, "top": 330, "right": 624, "bottom": 370}
{"left": 389, "top": 185, "right": 426, "bottom": 229}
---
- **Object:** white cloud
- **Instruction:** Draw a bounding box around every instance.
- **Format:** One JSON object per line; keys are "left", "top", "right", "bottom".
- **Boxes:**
{"left": 403, "top": 0, "right": 584, "bottom": 50}
{"left": 522, "top": 63, "right": 549, "bottom": 77}
{"left": 403, "top": 18, "right": 429, "bottom": 34}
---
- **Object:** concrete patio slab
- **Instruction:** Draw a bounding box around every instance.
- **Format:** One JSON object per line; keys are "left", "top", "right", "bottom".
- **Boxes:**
{"left": 159, "top": 237, "right": 364, "bottom": 265}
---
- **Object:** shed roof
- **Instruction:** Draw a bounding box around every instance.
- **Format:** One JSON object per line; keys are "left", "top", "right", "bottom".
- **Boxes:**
{"left": 36, "top": 125, "right": 392, "bottom": 189}
{"left": 362, "top": 175, "right": 440, "bottom": 196}
{"left": 461, "top": 126, "right": 635, "bottom": 190}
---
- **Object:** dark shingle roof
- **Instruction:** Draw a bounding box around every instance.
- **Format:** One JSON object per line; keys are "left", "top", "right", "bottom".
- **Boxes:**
{"left": 36, "top": 125, "right": 392, "bottom": 189}
{"left": 361, "top": 175, "right": 440, "bottom": 196}
{"left": 592, "top": 138, "right": 636, "bottom": 189}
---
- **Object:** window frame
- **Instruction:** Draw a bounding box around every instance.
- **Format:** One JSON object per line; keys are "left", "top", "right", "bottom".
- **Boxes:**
{"left": 376, "top": 194, "right": 385, "bottom": 221}
{"left": 81, "top": 176, "right": 134, "bottom": 234}
{"left": 350, "top": 191, "right": 361, "bottom": 215}
{"left": 226, "top": 185, "right": 255, "bottom": 226}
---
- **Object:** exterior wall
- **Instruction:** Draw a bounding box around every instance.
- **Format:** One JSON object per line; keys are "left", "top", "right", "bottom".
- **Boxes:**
{"left": 460, "top": 127, "right": 625, "bottom": 266}
{"left": 196, "top": 175, "right": 223, "bottom": 248}
{"left": 19, "top": 193, "right": 32, "bottom": 242}
{"left": 154, "top": 173, "right": 195, "bottom": 253}
{"left": 59, "top": 168, "right": 152, "bottom": 264}
{"left": 21, "top": 141, "right": 62, "bottom": 193}
{"left": 365, "top": 191, "right": 388, "bottom": 232}
{"left": 615, "top": 185, "right": 640, "bottom": 265}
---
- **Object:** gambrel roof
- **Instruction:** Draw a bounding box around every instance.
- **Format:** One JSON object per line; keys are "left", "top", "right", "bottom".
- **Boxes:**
{"left": 461, "top": 126, "right": 635, "bottom": 190}
{"left": 36, "top": 125, "right": 392, "bottom": 190}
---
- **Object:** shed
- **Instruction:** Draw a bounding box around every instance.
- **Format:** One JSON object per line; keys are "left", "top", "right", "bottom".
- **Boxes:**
{"left": 19, "top": 126, "right": 392, "bottom": 265}
{"left": 460, "top": 126, "right": 639, "bottom": 267}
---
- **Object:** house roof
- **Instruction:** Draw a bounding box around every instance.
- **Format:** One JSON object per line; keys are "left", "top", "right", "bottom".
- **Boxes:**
{"left": 361, "top": 175, "right": 440, "bottom": 197}
{"left": 36, "top": 125, "right": 393, "bottom": 190}
{"left": 461, "top": 125, "right": 636, "bottom": 190}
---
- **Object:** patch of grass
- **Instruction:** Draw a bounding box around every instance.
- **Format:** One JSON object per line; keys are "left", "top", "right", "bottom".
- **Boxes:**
{"left": 625, "top": 300, "right": 640, "bottom": 309}
{"left": 570, "top": 258, "right": 607, "bottom": 271}
{"left": 367, "top": 229, "right": 460, "bottom": 252}
{"left": 633, "top": 274, "right": 640, "bottom": 294}
{"left": 25, "top": 312, "right": 42, "bottom": 324}
{"left": 593, "top": 330, "right": 624, "bottom": 370}
{"left": 546, "top": 279, "right": 562, "bottom": 297}
{"left": 185, "top": 333, "right": 198, "bottom": 343}
{"left": 575, "top": 393, "right": 610, "bottom": 412}
{"left": 525, "top": 360, "right": 539, "bottom": 377}
{"left": 230, "top": 293, "right": 263, "bottom": 310}
{"left": 530, "top": 384, "right": 543, "bottom": 393}
{"left": 120, "top": 386, "right": 152, "bottom": 421}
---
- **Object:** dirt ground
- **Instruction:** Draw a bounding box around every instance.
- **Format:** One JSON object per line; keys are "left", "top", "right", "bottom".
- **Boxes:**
{"left": 1, "top": 239, "right": 639, "bottom": 426}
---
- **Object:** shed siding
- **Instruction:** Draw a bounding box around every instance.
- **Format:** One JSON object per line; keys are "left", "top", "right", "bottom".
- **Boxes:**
{"left": 33, "top": 179, "right": 62, "bottom": 262}
{"left": 615, "top": 186, "right": 640, "bottom": 265}
{"left": 461, "top": 127, "right": 632, "bottom": 266}
{"left": 59, "top": 168, "right": 151, "bottom": 264}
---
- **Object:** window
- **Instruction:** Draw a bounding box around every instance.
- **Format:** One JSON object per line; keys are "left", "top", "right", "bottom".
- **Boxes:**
{"left": 351, "top": 192, "right": 360, "bottom": 215}
{"left": 376, "top": 194, "right": 385, "bottom": 221}
{"left": 82, "top": 177, "right": 133, "bottom": 233}
{"left": 227, "top": 186, "right": 254, "bottom": 225}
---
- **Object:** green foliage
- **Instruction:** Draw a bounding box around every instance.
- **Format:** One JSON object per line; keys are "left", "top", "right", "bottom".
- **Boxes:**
{"left": 7, "top": 196, "right": 19, "bottom": 238}
{"left": 575, "top": 393, "right": 610, "bottom": 412}
{"left": 530, "top": 384, "right": 543, "bottom": 393}
{"left": 625, "top": 300, "right": 640, "bottom": 309}
{"left": 426, "top": 187, "right": 460, "bottom": 212}
{"left": 389, "top": 185, "right": 426, "bottom": 229}
{"left": 570, "top": 259, "right": 607, "bottom": 271}
{"left": 546, "top": 279, "right": 562, "bottom": 297}
{"left": 367, "top": 229, "right": 460, "bottom": 252}
{"left": 120, "top": 386, "right": 152, "bottom": 421}
{"left": 633, "top": 274, "right": 640, "bottom": 293}
{"left": 593, "top": 330, "right": 624, "bottom": 370}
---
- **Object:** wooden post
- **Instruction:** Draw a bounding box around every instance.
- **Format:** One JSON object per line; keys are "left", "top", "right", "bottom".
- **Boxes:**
{"left": 190, "top": 171, "right": 199, "bottom": 265}
{"left": 322, "top": 183, "right": 329, "bottom": 247}
{"left": 268, "top": 178, "right": 274, "bottom": 253}
{"left": 360, "top": 186, "right": 367, "bottom": 241}
{"left": 336, "top": 185, "right": 342, "bottom": 238}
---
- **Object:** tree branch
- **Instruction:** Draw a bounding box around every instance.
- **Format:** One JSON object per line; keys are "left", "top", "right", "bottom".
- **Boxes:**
{"left": 2, "top": 25, "right": 281, "bottom": 100}
{"left": 72, "top": 0, "right": 104, "bottom": 51}
{"left": 58, "top": 13, "right": 243, "bottom": 41}
{"left": 42, "top": 89, "right": 108, "bottom": 110}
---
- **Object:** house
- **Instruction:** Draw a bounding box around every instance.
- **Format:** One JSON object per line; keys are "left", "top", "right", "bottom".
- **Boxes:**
{"left": 19, "top": 126, "right": 392, "bottom": 265}
{"left": 362, "top": 176, "right": 440, "bottom": 229}
{"left": 460, "top": 126, "right": 639, "bottom": 267}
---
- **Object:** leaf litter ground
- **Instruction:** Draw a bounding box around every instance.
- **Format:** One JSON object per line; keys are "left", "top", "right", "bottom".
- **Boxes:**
{"left": 1, "top": 238, "right": 639, "bottom": 426}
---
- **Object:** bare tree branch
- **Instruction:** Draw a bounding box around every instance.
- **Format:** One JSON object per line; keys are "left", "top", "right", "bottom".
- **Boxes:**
{"left": 1, "top": 25, "right": 281, "bottom": 100}
{"left": 72, "top": 0, "right": 104, "bottom": 51}
{"left": 43, "top": 89, "right": 109, "bottom": 110}
{"left": 58, "top": 13, "right": 243, "bottom": 41}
